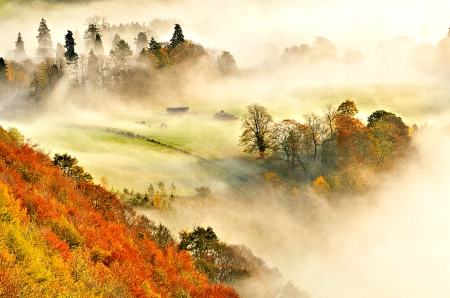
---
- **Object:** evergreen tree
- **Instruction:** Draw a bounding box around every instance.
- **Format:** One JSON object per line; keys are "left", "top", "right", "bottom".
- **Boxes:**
{"left": 110, "top": 39, "right": 133, "bottom": 70}
{"left": 94, "top": 34, "right": 104, "bottom": 56}
{"left": 169, "top": 24, "right": 185, "bottom": 49}
{"left": 64, "top": 30, "right": 78, "bottom": 64}
{"left": 83, "top": 23, "right": 100, "bottom": 53}
{"left": 87, "top": 49, "right": 100, "bottom": 89}
{"left": 36, "top": 18, "right": 53, "bottom": 59}
{"left": 135, "top": 32, "right": 148, "bottom": 54}
{"left": 0, "top": 58, "right": 8, "bottom": 83}
{"left": 56, "top": 43, "right": 65, "bottom": 59}
{"left": 14, "top": 32, "right": 26, "bottom": 61}
{"left": 111, "top": 33, "right": 121, "bottom": 49}
{"left": 148, "top": 36, "right": 161, "bottom": 51}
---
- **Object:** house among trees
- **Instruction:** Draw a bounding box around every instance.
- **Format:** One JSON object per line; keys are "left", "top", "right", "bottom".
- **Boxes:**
{"left": 167, "top": 106, "right": 189, "bottom": 113}
{"left": 214, "top": 110, "right": 239, "bottom": 120}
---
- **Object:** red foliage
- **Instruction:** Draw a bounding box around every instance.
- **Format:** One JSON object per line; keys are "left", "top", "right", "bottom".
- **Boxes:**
{"left": 0, "top": 125, "right": 239, "bottom": 298}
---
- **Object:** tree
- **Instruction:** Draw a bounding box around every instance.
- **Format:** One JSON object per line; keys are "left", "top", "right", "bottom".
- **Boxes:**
{"left": 36, "top": 18, "right": 53, "bottom": 60}
{"left": 337, "top": 99, "right": 358, "bottom": 117}
{"left": 110, "top": 39, "right": 133, "bottom": 70}
{"left": 87, "top": 49, "right": 100, "bottom": 89}
{"left": 148, "top": 36, "right": 161, "bottom": 51}
{"left": 55, "top": 43, "right": 65, "bottom": 59}
{"left": 135, "top": 32, "right": 148, "bottom": 54}
{"left": 0, "top": 58, "right": 8, "bottom": 83}
{"left": 366, "top": 111, "right": 410, "bottom": 169}
{"left": 111, "top": 33, "right": 121, "bottom": 49}
{"left": 93, "top": 34, "right": 104, "bottom": 56}
{"left": 217, "top": 51, "right": 237, "bottom": 75}
{"left": 335, "top": 115, "right": 368, "bottom": 168}
{"left": 83, "top": 23, "right": 100, "bottom": 53}
{"left": 53, "top": 153, "right": 93, "bottom": 182}
{"left": 179, "top": 226, "right": 219, "bottom": 259}
{"left": 14, "top": 33, "right": 26, "bottom": 61}
{"left": 271, "top": 119, "right": 311, "bottom": 172}
{"left": 239, "top": 103, "right": 273, "bottom": 158}
{"left": 367, "top": 110, "right": 395, "bottom": 127}
{"left": 169, "top": 23, "right": 185, "bottom": 49}
{"left": 303, "top": 113, "right": 326, "bottom": 163}
{"left": 64, "top": 30, "right": 78, "bottom": 65}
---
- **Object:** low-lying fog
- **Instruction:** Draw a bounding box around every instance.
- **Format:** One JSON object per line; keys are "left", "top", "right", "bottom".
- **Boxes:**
{"left": 2, "top": 0, "right": 450, "bottom": 297}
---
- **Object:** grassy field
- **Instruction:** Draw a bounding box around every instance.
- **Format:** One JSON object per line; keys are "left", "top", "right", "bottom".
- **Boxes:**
{"left": 11, "top": 83, "right": 450, "bottom": 194}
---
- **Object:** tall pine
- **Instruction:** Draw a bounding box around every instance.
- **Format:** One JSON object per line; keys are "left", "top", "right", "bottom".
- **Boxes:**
{"left": 94, "top": 34, "right": 104, "bottom": 56}
{"left": 36, "top": 18, "right": 53, "bottom": 59}
{"left": 169, "top": 24, "right": 185, "bottom": 49}
{"left": 14, "top": 32, "right": 26, "bottom": 61}
{"left": 64, "top": 30, "right": 78, "bottom": 64}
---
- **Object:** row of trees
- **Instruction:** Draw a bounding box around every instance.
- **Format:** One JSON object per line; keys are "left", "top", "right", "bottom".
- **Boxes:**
{"left": 240, "top": 101, "right": 412, "bottom": 177}
{"left": 0, "top": 18, "right": 238, "bottom": 101}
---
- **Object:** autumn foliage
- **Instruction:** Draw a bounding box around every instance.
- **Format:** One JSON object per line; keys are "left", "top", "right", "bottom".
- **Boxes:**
{"left": 0, "top": 126, "right": 238, "bottom": 297}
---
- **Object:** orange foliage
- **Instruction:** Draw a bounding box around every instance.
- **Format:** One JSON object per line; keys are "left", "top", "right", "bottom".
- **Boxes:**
{"left": 0, "top": 125, "right": 239, "bottom": 297}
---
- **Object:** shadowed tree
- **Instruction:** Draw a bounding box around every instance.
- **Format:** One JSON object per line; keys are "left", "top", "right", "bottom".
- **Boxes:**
{"left": 36, "top": 18, "right": 53, "bottom": 60}
{"left": 64, "top": 30, "right": 78, "bottom": 65}
{"left": 148, "top": 36, "right": 161, "bottom": 51}
{"left": 135, "top": 32, "right": 148, "bottom": 54}
{"left": 217, "top": 51, "right": 238, "bottom": 75}
{"left": 271, "top": 119, "right": 311, "bottom": 173}
{"left": 169, "top": 23, "right": 185, "bottom": 49}
{"left": 83, "top": 23, "right": 100, "bottom": 53}
{"left": 93, "top": 34, "right": 104, "bottom": 56}
{"left": 337, "top": 99, "right": 358, "bottom": 117}
{"left": 0, "top": 58, "right": 8, "bottom": 83}
{"left": 87, "top": 49, "right": 100, "bottom": 89}
{"left": 14, "top": 33, "right": 26, "bottom": 61}
{"left": 239, "top": 103, "right": 273, "bottom": 158}
{"left": 110, "top": 39, "right": 133, "bottom": 70}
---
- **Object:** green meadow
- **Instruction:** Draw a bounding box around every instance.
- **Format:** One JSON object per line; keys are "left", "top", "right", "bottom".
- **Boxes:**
{"left": 15, "top": 83, "right": 450, "bottom": 194}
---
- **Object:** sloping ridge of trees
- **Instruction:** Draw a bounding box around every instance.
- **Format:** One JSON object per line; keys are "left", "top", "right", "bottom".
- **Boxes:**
{"left": 65, "top": 122, "right": 245, "bottom": 181}
{"left": 0, "top": 125, "right": 239, "bottom": 297}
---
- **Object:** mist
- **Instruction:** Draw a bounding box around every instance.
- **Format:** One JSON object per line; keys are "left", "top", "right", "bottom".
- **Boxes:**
{"left": 2, "top": 0, "right": 450, "bottom": 297}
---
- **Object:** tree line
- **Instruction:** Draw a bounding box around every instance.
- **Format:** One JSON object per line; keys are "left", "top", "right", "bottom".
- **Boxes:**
{"left": 239, "top": 101, "right": 413, "bottom": 193}
{"left": 0, "top": 17, "right": 238, "bottom": 101}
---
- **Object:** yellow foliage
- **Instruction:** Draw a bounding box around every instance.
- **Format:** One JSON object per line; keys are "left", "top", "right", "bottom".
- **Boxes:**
{"left": 264, "top": 172, "right": 282, "bottom": 188}
{"left": 0, "top": 183, "right": 26, "bottom": 224}
{"left": 153, "top": 193, "right": 161, "bottom": 208}
{"left": 312, "top": 175, "right": 330, "bottom": 196}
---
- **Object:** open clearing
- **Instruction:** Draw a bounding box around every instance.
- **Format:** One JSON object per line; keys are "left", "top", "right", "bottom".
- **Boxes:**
{"left": 11, "top": 83, "right": 450, "bottom": 194}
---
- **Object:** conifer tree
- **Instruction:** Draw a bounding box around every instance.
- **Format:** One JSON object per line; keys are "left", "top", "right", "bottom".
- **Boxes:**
{"left": 110, "top": 39, "right": 133, "bottom": 70}
{"left": 148, "top": 36, "right": 161, "bottom": 51}
{"left": 36, "top": 18, "right": 53, "bottom": 59}
{"left": 55, "top": 43, "right": 65, "bottom": 59}
{"left": 94, "top": 34, "right": 104, "bottom": 56}
{"left": 169, "top": 24, "right": 185, "bottom": 49}
{"left": 83, "top": 24, "right": 100, "bottom": 53}
{"left": 14, "top": 32, "right": 26, "bottom": 61}
{"left": 111, "top": 33, "right": 121, "bottom": 49}
{"left": 135, "top": 32, "right": 148, "bottom": 54}
{"left": 64, "top": 30, "right": 78, "bottom": 64}
{"left": 0, "top": 58, "right": 8, "bottom": 83}
{"left": 87, "top": 49, "right": 100, "bottom": 89}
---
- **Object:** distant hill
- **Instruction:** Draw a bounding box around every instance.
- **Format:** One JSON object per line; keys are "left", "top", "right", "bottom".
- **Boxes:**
{"left": 0, "top": 125, "right": 238, "bottom": 297}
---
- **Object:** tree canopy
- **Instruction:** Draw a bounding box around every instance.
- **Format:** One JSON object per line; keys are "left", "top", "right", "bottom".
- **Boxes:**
{"left": 239, "top": 103, "right": 273, "bottom": 158}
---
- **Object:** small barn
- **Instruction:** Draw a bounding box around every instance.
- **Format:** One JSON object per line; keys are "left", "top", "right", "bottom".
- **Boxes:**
{"left": 214, "top": 110, "right": 239, "bottom": 120}
{"left": 167, "top": 106, "right": 189, "bottom": 113}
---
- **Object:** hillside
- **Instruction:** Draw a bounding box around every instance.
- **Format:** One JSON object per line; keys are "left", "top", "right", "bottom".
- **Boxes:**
{"left": 0, "top": 125, "right": 238, "bottom": 297}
